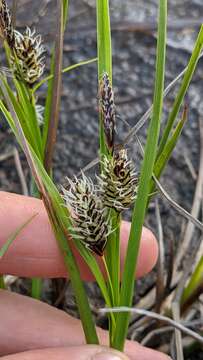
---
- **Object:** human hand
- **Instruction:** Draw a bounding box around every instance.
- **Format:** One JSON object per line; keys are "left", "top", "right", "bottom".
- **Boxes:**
{"left": 0, "top": 191, "right": 170, "bottom": 360}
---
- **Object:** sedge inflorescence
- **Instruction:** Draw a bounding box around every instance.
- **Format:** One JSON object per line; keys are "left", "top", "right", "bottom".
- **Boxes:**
{"left": 13, "top": 28, "right": 45, "bottom": 84}
{"left": 63, "top": 149, "right": 138, "bottom": 256}
{"left": 62, "top": 71, "right": 138, "bottom": 256}
{"left": 99, "top": 147, "right": 139, "bottom": 211}
{"left": 99, "top": 72, "right": 116, "bottom": 152}
{"left": 0, "top": 0, "right": 45, "bottom": 84}
{"left": 0, "top": 0, "right": 15, "bottom": 48}
{"left": 62, "top": 174, "right": 110, "bottom": 256}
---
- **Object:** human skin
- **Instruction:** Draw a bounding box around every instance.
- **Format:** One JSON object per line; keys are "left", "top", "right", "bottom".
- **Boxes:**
{"left": 0, "top": 192, "right": 171, "bottom": 360}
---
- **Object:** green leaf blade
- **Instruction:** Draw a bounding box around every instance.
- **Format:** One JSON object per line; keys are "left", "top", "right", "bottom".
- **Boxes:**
{"left": 113, "top": 0, "right": 168, "bottom": 350}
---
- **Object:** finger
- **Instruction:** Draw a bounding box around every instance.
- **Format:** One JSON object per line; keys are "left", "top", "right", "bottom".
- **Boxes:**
{"left": 1, "top": 345, "right": 170, "bottom": 360}
{"left": 0, "top": 291, "right": 170, "bottom": 360}
{"left": 0, "top": 192, "right": 158, "bottom": 280}
{"left": 1, "top": 346, "right": 129, "bottom": 360}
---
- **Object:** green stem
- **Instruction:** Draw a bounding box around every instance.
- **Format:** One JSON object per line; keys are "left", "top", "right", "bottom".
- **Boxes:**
{"left": 49, "top": 215, "right": 99, "bottom": 344}
{"left": 44, "top": 0, "right": 64, "bottom": 173}
{"left": 181, "top": 255, "right": 203, "bottom": 311}
{"left": 105, "top": 211, "right": 120, "bottom": 307}
{"left": 0, "top": 276, "right": 5, "bottom": 289}
{"left": 96, "top": 0, "right": 121, "bottom": 344}
{"left": 112, "top": 0, "right": 167, "bottom": 350}
{"left": 31, "top": 278, "right": 42, "bottom": 299}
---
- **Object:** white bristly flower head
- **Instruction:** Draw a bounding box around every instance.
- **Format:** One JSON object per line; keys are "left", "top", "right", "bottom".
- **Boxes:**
{"left": 98, "top": 146, "right": 139, "bottom": 212}
{"left": 62, "top": 173, "right": 111, "bottom": 256}
{"left": 12, "top": 27, "right": 45, "bottom": 84}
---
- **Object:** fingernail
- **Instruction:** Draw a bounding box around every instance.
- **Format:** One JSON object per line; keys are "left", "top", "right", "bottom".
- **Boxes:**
{"left": 92, "top": 351, "right": 128, "bottom": 360}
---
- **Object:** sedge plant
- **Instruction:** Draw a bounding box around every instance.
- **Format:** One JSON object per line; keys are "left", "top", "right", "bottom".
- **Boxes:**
{"left": 0, "top": 0, "right": 203, "bottom": 353}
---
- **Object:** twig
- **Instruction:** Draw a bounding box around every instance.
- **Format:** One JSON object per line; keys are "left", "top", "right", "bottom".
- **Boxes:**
{"left": 155, "top": 199, "right": 165, "bottom": 312}
{"left": 99, "top": 307, "right": 203, "bottom": 344}
{"left": 165, "top": 229, "right": 174, "bottom": 291}
{"left": 136, "top": 135, "right": 203, "bottom": 232}
{"left": 172, "top": 302, "right": 184, "bottom": 360}
{"left": 111, "top": 19, "right": 203, "bottom": 33}
{"left": 13, "top": 147, "right": 28, "bottom": 196}
{"left": 183, "top": 152, "right": 197, "bottom": 180}
{"left": 141, "top": 326, "right": 174, "bottom": 346}
{"left": 0, "top": 150, "right": 13, "bottom": 162}
{"left": 154, "top": 177, "right": 203, "bottom": 232}
{"left": 141, "top": 318, "right": 203, "bottom": 347}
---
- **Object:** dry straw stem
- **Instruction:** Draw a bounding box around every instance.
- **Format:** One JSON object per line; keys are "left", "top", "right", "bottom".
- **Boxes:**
{"left": 153, "top": 176, "right": 203, "bottom": 232}
{"left": 155, "top": 199, "right": 165, "bottom": 313}
{"left": 100, "top": 307, "right": 203, "bottom": 345}
{"left": 13, "top": 147, "right": 29, "bottom": 196}
{"left": 136, "top": 134, "right": 203, "bottom": 235}
{"left": 172, "top": 303, "right": 184, "bottom": 360}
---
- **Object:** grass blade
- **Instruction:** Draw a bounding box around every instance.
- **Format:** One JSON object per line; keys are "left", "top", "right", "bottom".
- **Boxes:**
{"left": 0, "top": 76, "right": 99, "bottom": 345}
{"left": 154, "top": 106, "right": 188, "bottom": 179}
{"left": 32, "top": 57, "right": 97, "bottom": 94}
{"left": 63, "top": 0, "right": 69, "bottom": 30}
{"left": 148, "top": 105, "right": 188, "bottom": 199}
{"left": 181, "top": 255, "right": 203, "bottom": 309}
{"left": 0, "top": 214, "right": 37, "bottom": 259}
{"left": 113, "top": 0, "right": 167, "bottom": 350}
{"left": 44, "top": 0, "right": 64, "bottom": 173}
{"left": 157, "top": 25, "right": 203, "bottom": 157}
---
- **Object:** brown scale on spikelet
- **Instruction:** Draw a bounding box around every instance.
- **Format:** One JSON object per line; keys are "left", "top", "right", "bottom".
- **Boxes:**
{"left": 12, "top": 27, "right": 45, "bottom": 84}
{"left": 0, "top": 0, "right": 15, "bottom": 48}
{"left": 62, "top": 173, "right": 111, "bottom": 256}
{"left": 99, "top": 72, "right": 116, "bottom": 152}
{"left": 98, "top": 146, "right": 139, "bottom": 212}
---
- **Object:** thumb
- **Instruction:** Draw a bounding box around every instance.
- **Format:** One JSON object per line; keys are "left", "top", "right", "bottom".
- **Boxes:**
{"left": 1, "top": 346, "right": 129, "bottom": 360}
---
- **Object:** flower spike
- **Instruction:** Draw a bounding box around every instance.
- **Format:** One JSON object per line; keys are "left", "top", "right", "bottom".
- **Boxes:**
{"left": 0, "top": 0, "right": 15, "bottom": 48}
{"left": 62, "top": 173, "right": 111, "bottom": 256}
{"left": 12, "top": 27, "right": 45, "bottom": 84}
{"left": 99, "top": 146, "right": 139, "bottom": 212}
{"left": 99, "top": 72, "right": 116, "bottom": 152}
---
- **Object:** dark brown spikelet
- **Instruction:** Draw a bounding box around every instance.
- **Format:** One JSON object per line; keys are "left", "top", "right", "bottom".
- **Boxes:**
{"left": 12, "top": 27, "right": 45, "bottom": 84}
{"left": 0, "top": 0, "right": 15, "bottom": 48}
{"left": 99, "top": 72, "right": 116, "bottom": 152}
{"left": 99, "top": 146, "right": 139, "bottom": 212}
{"left": 62, "top": 174, "right": 111, "bottom": 256}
